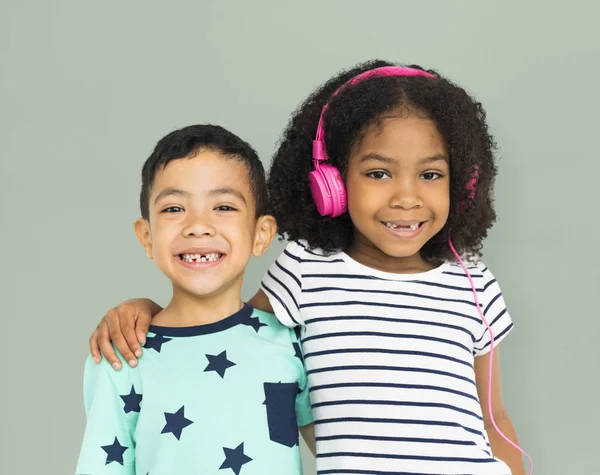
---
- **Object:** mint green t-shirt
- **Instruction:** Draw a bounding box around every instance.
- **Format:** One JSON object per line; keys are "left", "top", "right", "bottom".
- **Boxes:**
{"left": 76, "top": 304, "right": 313, "bottom": 475}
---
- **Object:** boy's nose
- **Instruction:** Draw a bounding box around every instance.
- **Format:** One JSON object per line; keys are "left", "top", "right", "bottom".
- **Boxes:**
{"left": 182, "top": 216, "right": 217, "bottom": 237}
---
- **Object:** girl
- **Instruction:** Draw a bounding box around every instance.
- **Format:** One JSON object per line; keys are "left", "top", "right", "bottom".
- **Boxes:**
{"left": 90, "top": 60, "right": 530, "bottom": 474}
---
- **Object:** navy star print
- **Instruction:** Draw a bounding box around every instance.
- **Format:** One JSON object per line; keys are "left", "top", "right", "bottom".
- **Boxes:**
{"left": 242, "top": 316, "right": 266, "bottom": 333}
{"left": 120, "top": 385, "right": 142, "bottom": 413}
{"left": 101, "top": 437, "right": 128, "bottom": 465}
{"left": 204, "top": 350, "right": 236, "bottom": 378}
{"left": 292, "top": 342, "right": 304, "bottom": 364}
{"left": 143, "top": 334, "right": 172, "bottom": 353}
{"left": 161, "top": 406, "right": 193, "bottom": 440}
{"left": 219, "top": 442, "right": 252, "bottom": 474}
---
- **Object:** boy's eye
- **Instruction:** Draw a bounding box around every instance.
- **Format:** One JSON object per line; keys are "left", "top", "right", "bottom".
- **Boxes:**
{"left": 367, "top": 171, "right": 391, "bottom": 180}
{"left": 215, "top": 205, "right": 237, "bottom": 212}
{"left": 421, "top": 172, "right": 443, "bottom": 181}
{"left": 162, "top": 206, "right": 183, "bottom": 213}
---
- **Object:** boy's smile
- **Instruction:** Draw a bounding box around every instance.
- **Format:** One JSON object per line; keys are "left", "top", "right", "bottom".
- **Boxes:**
{"left": 177, "top": 248, "right": 225, "bottom": 268}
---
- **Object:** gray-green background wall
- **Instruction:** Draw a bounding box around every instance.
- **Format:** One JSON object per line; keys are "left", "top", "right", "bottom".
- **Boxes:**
{"left": 1, "top": 1, "right": 598, "bottom": 473}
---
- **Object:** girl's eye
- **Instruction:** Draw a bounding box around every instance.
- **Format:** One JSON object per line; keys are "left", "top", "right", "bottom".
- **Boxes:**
{"left": 421, "top": 172, "right": 442, "bottom": 181}
{"left": 367, "top": 171, "right": 391, "bottom": 180}
{"left": 162, "top": 206, "right": 183, "bottom": 213}
{"left": 215, "top": 205, "right": 237, "bottom": 212}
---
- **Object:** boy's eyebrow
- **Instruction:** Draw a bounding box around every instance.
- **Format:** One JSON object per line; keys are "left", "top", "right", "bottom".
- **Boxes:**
{"left": 153, "top": 187, "right": 190, "bottom": 204}
{"left": 209, "top": 187, "right": 247, "bottom": 205}
{"left": 359, "top": 153, "right": 448, "bottom": 165}
{"left": 153, "top": 187, "right": 248, "bottom": 205}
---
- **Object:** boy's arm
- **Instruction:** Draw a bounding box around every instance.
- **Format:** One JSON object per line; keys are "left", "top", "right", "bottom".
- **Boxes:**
{"left": 89, "top": 298, "right": 162, "bottom": 370}
{"left": 76, "top": 356, "right": 138, "bottom": 474}
{"left": 474, "top": 349, "right": 526, "bottom": 475}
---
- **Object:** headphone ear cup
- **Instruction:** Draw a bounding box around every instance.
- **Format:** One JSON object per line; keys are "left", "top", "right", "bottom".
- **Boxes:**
{"left": 309, "top": 164, "right": 347, "bottom": 217}
{"left": 322, "top": 164, "right": 347, "bottom": 217}
{"left": 309, "top": 168, "right": 333, "bottom": 216}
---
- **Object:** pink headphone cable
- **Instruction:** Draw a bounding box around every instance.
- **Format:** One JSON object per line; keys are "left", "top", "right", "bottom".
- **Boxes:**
{"left": 448, "top": 238, "right": 532, "bottom": 474}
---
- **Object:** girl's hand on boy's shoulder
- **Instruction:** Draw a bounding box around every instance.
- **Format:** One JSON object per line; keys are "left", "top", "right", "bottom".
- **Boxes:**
{"left": 89, "top": 298, "right": 160, "bottom": 371}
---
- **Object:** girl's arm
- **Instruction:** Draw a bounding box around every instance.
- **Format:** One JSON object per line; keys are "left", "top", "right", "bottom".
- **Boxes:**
{"left": 90, "top": 291, "right": 273, "bottom": 370}
{"left": 89, "top": 298, "right": 162, "bottom": 370}
{"left": 299, "top": 423, "right": 316, "bottom": 456}
{"left": 248, "top": 289, "right": 273, "bottom": 313}
{"left": 474, "top": 348, "right": 526, "bottom": 475}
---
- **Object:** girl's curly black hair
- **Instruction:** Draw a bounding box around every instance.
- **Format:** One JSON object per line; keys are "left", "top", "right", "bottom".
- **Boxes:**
{"left": 267, "top": 60, "right": 498, "bottom": 262}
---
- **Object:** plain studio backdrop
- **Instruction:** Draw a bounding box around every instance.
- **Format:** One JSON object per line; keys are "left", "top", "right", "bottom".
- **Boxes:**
{"left": 1, "top": 1, "right": 599, "bottom": 473}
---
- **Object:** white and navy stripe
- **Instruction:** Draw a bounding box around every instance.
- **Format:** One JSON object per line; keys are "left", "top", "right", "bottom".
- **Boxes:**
{"left": 262, "top": 240, "right": 514, "bottom": 475}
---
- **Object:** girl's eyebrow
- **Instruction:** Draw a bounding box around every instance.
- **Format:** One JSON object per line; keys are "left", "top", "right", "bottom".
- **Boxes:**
{"left": 359, "top": 153, "right": 448, "bottom": 164}
{"left": 359, "top": 153, "right": 395, "bottom": 164}
{"left": 418, "top": 154, "right": 449, "bottom": 164}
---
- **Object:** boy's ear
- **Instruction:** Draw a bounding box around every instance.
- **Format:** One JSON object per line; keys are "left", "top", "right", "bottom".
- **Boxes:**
{"left": 134, "top": 218, "right": 153, "bottom": 259}
{"left": 252, "top": 214, "right": 277, "bottom": 257}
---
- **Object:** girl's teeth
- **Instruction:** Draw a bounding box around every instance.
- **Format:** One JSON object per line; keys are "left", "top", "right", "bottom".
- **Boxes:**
{"left": 385, "top": 222, "right": 420, "bottom": 230}
{"left": 181, "top": 253, "right": 222, "bottom": 262}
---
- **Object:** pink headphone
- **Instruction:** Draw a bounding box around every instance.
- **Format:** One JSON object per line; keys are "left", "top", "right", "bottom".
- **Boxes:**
{"left": 308, "top": 65, "right": 533, "bottom": 473}
{"left": 309, "top": 66, "right": 437, "bottom": 218}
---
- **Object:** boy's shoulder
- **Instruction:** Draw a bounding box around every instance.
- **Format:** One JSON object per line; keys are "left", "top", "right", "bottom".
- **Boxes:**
{"left": 83, "top": 347, "right": 142, "bottom": 394}
{"left": 250, "top": 308, "right": 288, "bottom": 332}
{"left": 251, "top": 307, "right": 277, "bottom": 322}
{"left": 249, "top": 308, "right": 300, "bottom": 343}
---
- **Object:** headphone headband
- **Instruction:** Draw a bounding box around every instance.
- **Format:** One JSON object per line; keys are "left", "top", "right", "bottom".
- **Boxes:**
{"left": 313, "top": 66, "right": 436, "bottom": 161}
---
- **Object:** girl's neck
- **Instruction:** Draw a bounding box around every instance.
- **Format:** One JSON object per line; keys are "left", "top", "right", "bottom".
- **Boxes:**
{"left": 152, "top": 283, "right": 244, "bottom": 328}
{"left": 345, "top": 238, "right": 438, "bottom": 275}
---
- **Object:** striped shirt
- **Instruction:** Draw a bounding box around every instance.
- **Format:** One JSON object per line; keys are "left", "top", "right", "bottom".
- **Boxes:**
{"left": 261, "top": 240, "right": 514, "bottom": 475}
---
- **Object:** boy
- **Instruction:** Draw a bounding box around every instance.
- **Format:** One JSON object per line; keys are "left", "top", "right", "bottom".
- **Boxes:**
{"left": 76, "top": 125, "right": 314, "bottom": 474}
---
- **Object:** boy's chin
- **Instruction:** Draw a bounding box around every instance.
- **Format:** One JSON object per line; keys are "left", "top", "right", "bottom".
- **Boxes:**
{"left": 170, "top": 273, "right": 245, "bottom": 301}
{"left": 171, "top": 281, "right": 229, "bottom": 299}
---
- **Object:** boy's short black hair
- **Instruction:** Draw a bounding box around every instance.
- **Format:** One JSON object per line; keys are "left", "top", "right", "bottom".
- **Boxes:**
{"left": 268, "top": 60, "right": 498, "bottom": 262}
{"left": 140, "top": 124, "right": 268, "bottom": 220}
